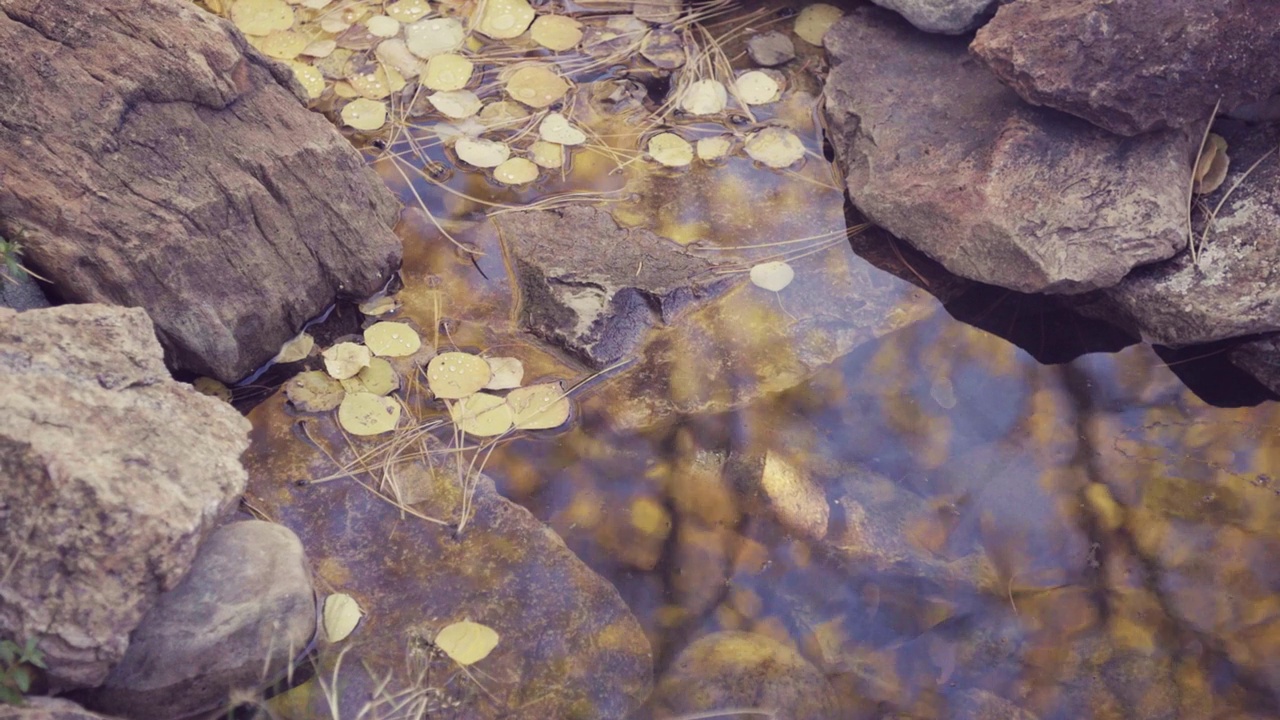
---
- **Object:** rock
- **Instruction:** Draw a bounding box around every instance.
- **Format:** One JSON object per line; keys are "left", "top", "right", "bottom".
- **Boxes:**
{"left": 633, "top": 0, "right": 681, "bottom": 24}
{"left": 647, "top": 631, "right": 838, "bottom": 720}
{"left": 0, "top": 697, "right": 121, "bottom": 720}
{"left": 87, "top": 522, "right": 315, "bottom": 720}
{"left": 1232, "top": 335, "right": 1280, "bottom": 395}
{"left": 972, "top": 0, "right": 1280, "bottom": 136}
{"left": 240, "top": 406, "right": 653, "bottom": 719}
{"left": 0, "top": 0, "right": 402, "bottom": 383}
{"left": 1097, "top": 121, "right": 1280, "bottom": 346}
{"left": 0, "top": 304, "right": 249, "bottom": 691}
{"left": 492, "top": 205, "right": 731, "bottom": 369}
{"left": 746, "top": 30, "right": 796, "bottom": 67}
{"left": 0, "top": 273, "right": 48, "bottom": 311}
{"left": 823, "top": 7, "right": 1193, "bottom": 294}
{"left": 869, "top": 0, "right": 999, "bottom": 34}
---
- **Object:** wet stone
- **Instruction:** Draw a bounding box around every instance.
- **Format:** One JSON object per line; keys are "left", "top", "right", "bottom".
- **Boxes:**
{"left": 747, "top": 30, "right": 796, "bottom": 67}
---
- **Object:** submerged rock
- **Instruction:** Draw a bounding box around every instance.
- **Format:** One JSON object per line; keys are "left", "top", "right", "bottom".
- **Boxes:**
{"left": 870, "top": 0, "right": 999, "bottom": 34}
{"left": 88, "top": 522, "right": 315, "bottom": 720}
{"left": 0, "top": 0, "right": 402, "bottom": 383}
{"left": 823, "top": 7, "right": 1192, "bottom": 294}
{"left": 972, "top": 0, "right": 1280, "bottom": 136}
{"left": 0, "top": 304, "right": 249, "bottom": 690}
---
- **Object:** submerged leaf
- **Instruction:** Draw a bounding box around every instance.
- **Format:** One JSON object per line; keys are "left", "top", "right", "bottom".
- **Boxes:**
{"left": 428, "top": 90, "right": 483, "bottom": 119}
{"left": 426, "top": 351, "right": 492, "bottom": 399}
{"left": 735, "top": 71, "right": 780, "bottom": 105}
{"left": 750, "top": 260, "right": 795, "bottom": 292}
{"left": 435, "top": 620, "right": 499, "bottom": 665}
{"left": 507, "top": 381, "right": 570, "bottom": 430}
{"left": 340, "top": 98, "right": 387, "bottom": 130}
{"left": 450, "top": 392, "right": 515, "bottom": 437}
{"left": 322, "top": 593, "right": 363, "bottom": 643}
{"left": 193, "top": 377, "right": 232, "bottom": 403}
{"left": 538, "top": 112, "right": 586, "bottom": 145}
{"left": 696, "top": 135, "right": 733, "bottom": 161}
{"left": 530, "top": 140, "right": 564, "bottom": 169}
{"left": 745, "top": 127, "right": 805, "bottom": 168}
{"left": 648, "top": 132, "right": 693, "bottom": 167}
{"left": 794, "top": 3, "right": 843, "bottom": 46}
{"left": 506, "top": 66, "right": 570, "bottom": 109}
{"left": 285, "top": 370, "right": 346, "bottom": 412}
{"left": 338, "top": 392, "right": 401, "bottom": 435}
{"left": 455, "top": 137, "right": 511, "bottom": 168}
{"left": 679, "top": 79, "right": 727, "bottom": 116}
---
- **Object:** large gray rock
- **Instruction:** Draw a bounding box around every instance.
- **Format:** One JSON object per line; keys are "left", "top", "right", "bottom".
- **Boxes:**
{"left": 0, "top": 304, "right": 250, "bottom": 691}
{"left": 1099, "top": 121, "right": 1280, "bottom": 346}
{"left": 0, "top": 698, "right": 120, "bottom": 720}
{"left": 870, "top": 0, "right": 999, "bottom": 34}
{"left": 972, "top": 0, "right": 1280, "bottom": 136}
{"left": 822, "top": 7, "right": 1192, "bottom": 294}
{"left": 88, "top": 521, "right": 315, "bottom": 720}
{"left": 0, "top": 0, "right": 402, "bottom": 383}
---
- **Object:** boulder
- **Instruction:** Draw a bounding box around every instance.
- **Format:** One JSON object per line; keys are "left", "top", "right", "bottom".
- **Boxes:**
{"left": 0, "top": 698, "right": 120, "bottom": 720}
{"left": 87, "top": 521, "right": 315, "bottom": 720}
{"left": 1232, "top": 335, "right": 1280, "bottom": 396}
{"left": 972, "top": 0, "right": 1280, "bottom": 136}
{"left": 0, "top": 304, "right": 249, "bottom": 691}
{"left": 0, "top": 0, "right": 402, "bottom": 383}
{"left": 870, "top": 0, "right": 1000, "bottom": 34}
{"left": 1097, "top": 121, "right": 1280, "bottom": 346}
{"left": 492, "top": 205, "right": 731, "bottom": 369}
{"left": 823, "top": 7, "right": 1193, "bottom": 294}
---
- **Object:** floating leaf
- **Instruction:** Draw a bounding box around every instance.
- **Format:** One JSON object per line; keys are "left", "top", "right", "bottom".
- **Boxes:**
{"left": 530, "top": 140, "right": 564, "bottom": 169}
{"left": 231, "top": 0, "right": 294, "bottom": 36}
{"left": 259, "top": 30, "right": 307, "bottom": 59}
{"left": 364, "top": 14, "right": 400, "bottom": 37}
{"left": 745, "top": 127, "right": 805, "bottom": 168}
{"left": 450, "top": 392, "right": 515, "bottom": 436}
{"left": 476, "top": 0, "right": 535, "bottom": 40}
{"left": 285, "top": 370, "right": 345, "bottom": 412}
{"left": 358, "top": 294, "right": 400, "bottom": 316}
{"left": 428, "top": 90, "right": 482, "bottom": 119}
{"left": 341, "top": 357, "right": 399, "bottom": 396}
{"left": 493, "top": 157, "right": 539, "bottom": 185}
{"left": 375, "top": 39, "right": 423, "bottom": 78}
{"left": 750, "top": 260, "right": 795, "bottom": 292}
{"left": 506, "top": 66, "right": 570, "bottom": 109}
{"left": 696, "top": 135, "right": 732, "bottom": 161}
{"left": 385, "top": 0, "right": 430, "bottom": 23}
{"left": 341, "top": 98, "right": 387, "bottom": 130}
{"left": 761, "top": 451, "right": 829, "bottom": 538}
{"left": 349, "top": 66, "right": 406, "bottom": 100}
{"left": 539, "top": 112, "right": 586, "bottom": 145}
{"left": 274, "top": 332, "right": 315, "bottom": 364}
{"left": 406, "top": 17, "right": 465, "bottom": 58}
{"left": 286, "top": 62, "right": 325, "bottom": 98}
{"left": 455, "top": 137, "right": 511, "bottom": 168}
{"left": 322, "top": 593, "right": 363, "bottom": 643}
{"left": 530, "top": 14, "right": 583, "bottom": 51}
{"left": 507, "top": 381, "right": 570, "bottom": 430}
{"left": 301, "top": 38, "right": 337, "bottom": 57}
{"left": 735, "top": 71, "right": 780, "bottom": 105}
{"left": 364, "top": 322, "right": 422, "bottom": 357}
{"left": 426, "top": 351, "right": 492, "bottom": 399}
{"left": 424, "top": 53, "right": 474, "bottom": 91}
{"left": 435, "top": 620, "right": 500, "bottom": 665}
{"left": 648, "top": 133, "right": 693, "bottom": 167}
{"left": 322, "top": 342, "right": 372, "bottom": 380}
{"left": 193, "top": 377, "right": 232, "bottom": 402}
{"left": 679, "top": 79, "right": 727, "bottom": 116}
{"left": 484, "top": 357, "right": 524, "bottom": 389}
{"left": 479, "top": 101, "right": 530, "bottom": 127}
{"left": 338, "top": 392, "right": 401, "bottom": 435}
{"left": 794, "top": 3, "right": 843, "bottom": 46}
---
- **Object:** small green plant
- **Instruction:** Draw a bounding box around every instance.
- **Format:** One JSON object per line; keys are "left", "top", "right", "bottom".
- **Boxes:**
{"left": 0, "top": 637, "right": 46, "bottom": 706}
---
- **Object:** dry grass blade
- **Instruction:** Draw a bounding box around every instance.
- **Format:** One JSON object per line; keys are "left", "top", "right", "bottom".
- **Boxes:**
{"left": 1188, "top": 98, "right": 1221, "bottom": 267}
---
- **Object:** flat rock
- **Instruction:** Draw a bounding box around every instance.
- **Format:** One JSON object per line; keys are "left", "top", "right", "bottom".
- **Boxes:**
{"left": 972, "top": 0, "right": 1280, "bottom": 136}
{"left": 87, "top": 521, "right": 315, "bottom": 720}
{"left": 492, "top": 205, "right": 731, "bottom": 368}
{"left": 0, "top": 0, "right": 402, "bottom": 383}
{"left": 870, "top": 0, "right": 999, "bottom": 34}
{"left": 823, "top": 7, "right": 1193, "bottom": 294}
{"left": 0, "top": 304, "right": 249, "bottom": 691}
{"left": 1098, "top": 121, "right": 1280, "bottom": 346}
{"left": 0, "top": 698, "right": 121, "bottom": 720}
{"left": 241, "top": 402, "right": 654, "bottom": 719}
{"left": 647, "top": 631, "right": 838, "bottom": 719}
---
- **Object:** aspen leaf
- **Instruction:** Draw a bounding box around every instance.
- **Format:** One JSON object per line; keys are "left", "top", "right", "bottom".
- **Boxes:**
{"left": 648, "top": 133, "right": 693, "bottom": 167}
{"left": 358, "top": 294, "right": 400, "bottom": 316}
{"left": 426, "top": 351, "right": 491, "bottom": 399}
{"left": 385, "top": 0, "right": 430, "bottom": 23}
{"left": 531, "top": 15, "right": 583, "bottom": 51}
{"left": 762, "top": 451, "right": 828, "bottom": 538}
{"left": 375, "top": 39, "right": 422, "bottom": 78}
{"left": 364, "top": 322, "right": 422, "bottom": 357}
{"left": 493, "top": 157, "right": 539, "bottom": 184}
{"left": 323, "top": 342, "right": 372, "bottom": 379}
{"left": 530, "top": 140, "right": 564, "bottom": 168}
{"left": 302, "top": 38, "right": 336, "bottom": 57}
{"left": 406, "top": 17, "right": 465, "bottom": 58}
{"left": 259, "top": 30, "right": 307, "bottom": 59}
{"left": 194, "top": 377, "right": 232, "bottom": 402}
{"left": 450, "top": 392, "right": 515, "bottom": 436}
{"left": 365, "top": 14, "right": 400, "bottom": 37}
{"left": 322, "top": 593, "right": 363, "bottom": 642}
{"left": 476, "top": 0, "right": 535, "bottom": 40}
{"left": 338, "top": 392, "right": 401, "bottom": 435}
{"left": 484, "top": 357, "right": 524, "bottom": 389}
{"left": 287, "top": 62, "right": 325, "bottom": 98}
{"left": 479, "top": 101, "right": 529, "bottom": 127}
{"left": 506, "top": 66, "right": 570, "bottom": 109}
{"left": 696, "top": 135, "right": 732, "bottom": 160}
{"left": 745, "top": 127, "right": 805, "bottom": 168}
{"left": 343, "top": 357, "right": 399, "bottom": 396}
{"left": 750, "top": 261, "right": 795, "bottom": 292}
{"left": 274, "top": 332, "right": 315, "bottom": 363}
{"left": 285, "top": 370, "right": 345, "bottom": 412}
{"left": 424, "top": 53, "right": 474, "bottom": 91}
{"left": 794, "top": 3, "right": 843, "bottom": 45}
{"left": 349, "top": 67, "right": 405, "bottom": 100}
{"left": 1194, "top": 133, "right": 1230, "bottom": 195}
{"left": 735, "top": 71, "right": 780, "bottom": 105}
{"left": 429, "top": 90, "right": 482, "bottom": 119}
{"left": 455, "top": 137, "right": 511, "bottom": 168}
{"left": 539, "top": 113, "right": 586, "bottom": 145}
{"left": 679, "top": 79, "right": 727, "bottom": 115}
{"left": 231, "top": 0, "right": 294, "bottom": 36}
{"left": 435, "top": 620, "right": 499, "bottom": 665}
{"left": 341, "top": 98, "right": 387, "bottom": 130}
{"left": 507, "top": 382, "right": 570, "bottom": 430}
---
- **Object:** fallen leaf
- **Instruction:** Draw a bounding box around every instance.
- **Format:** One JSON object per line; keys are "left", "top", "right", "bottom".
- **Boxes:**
{"left": 539, "top": 112, "right": 586, "bottom": 145}
{"left": 322, "top": 593, "right": 363, "bottom": 642}
{"left": 424, "top": 53, "right": 474, "bottom": 91}
{"left": 639, "top": 28, "right": 686, "bottom": 69}
{"left": 259, "top": 30, "right": 307, "bottom": 59}
{"left": 426, "top": 351, "right": 492, "bottom": 399}
{"left": 349, "top": 67, "right": 404, "bottom": 100}
{"left": 341, "top": 98, "right": 387, "bottom": 130}
{"left": 428, "top": 89, "right": 483, "bottom": 119}
{"left": 338, "top": 392, "right": 401, "bottom": 435}
{"left": 375, "top": 39, "right": 423, "bottom": 78}
{"left": 274, "top": 332, "right": 315, "bottom": 363}
{"left": 455, "top": 137, "right": 511, "bottom": 168}
{"left": 364, "top": 322, "right": 422, "bottom": 357}
{"left": 286, "top": 62, "right": 325, "bottom": 98}
{"left": 285, "top": 370, "right": 346, "bottom": 412}
{"left": 1194, "top": 133, "right": 1230, "bottom": 195}
{"left": 530, "top": 140, "right": 565, "bottom": 168}
{"left": 484, "top": 357, "right": 524, "bottom": 389}
{"left": 358, "top": 294, "right": 400, "bottom": 316}
{"left": 479, "top": 100, "right": 530, "bottom": 128}
{"left": 231, "top": 0, "right": 294, "bottom": 36}
{"left": 507, "top": 381, "right": 570, "bottom": 430}
{"left": 406, "top": 17, "right": 465, "bottom": 58}
{"left": 745, "top": 126, "right": 805, "bottom": 168}
{"left": 506, "top": 66, "right": 570, "bottom": 109}
{"left": 493, "top": 157, "right": 539, "bottom": 184}
{"left": 648, "top": 132, "right": 693, "bottom": 167}
{"left": 794, "top": 3, "right": 843, "bottom": 46}
{"left": 530, "top": 14, "right": 583, "bottom": 51}
{"left": 762, "top": 451, "right": 829, "bottom": 538}
{"left": 385, "top": 0, "right": 430, "bottom": 23}
{"left": 344, "top": 357, "right": 400, "bottom": 396}
{"left": 679, "top": 79, "right": 727, "bottom": 115}
{"left": 696, "top": 135, "right": 733, "bottom": 160}
{"left": 302, "top": 38, "right": 336, "bottom": 57}
{"left": 735, "top": 71, "right": 780, "bottom": 105}
{"left": 193, "top": 377, "right": 232, "bottom": 402}
{"left": 750, "top": 260, "right": 795, "bottom": 292}
{"left": 365, "top": 14, "right": 400, "bottom": 37}
{"left": 476, "top": 0, "right": 535, "bottom": 40}
{"left": 450, "top": 392, "right": 515, "bottom": 436}
{"left": 435, "top": 620, "right": 499, "bottom": 665}
{"left": 322, "top": 342, "right": 372, "bottom": 380}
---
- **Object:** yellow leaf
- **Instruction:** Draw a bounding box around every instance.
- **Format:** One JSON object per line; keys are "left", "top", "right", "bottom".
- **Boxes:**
{"left": 455, "top": 137, "right": 511, "bottom": 168}
{"left": 363, "top": 322, "right": 422, "bottom": 357}
{"left": 341, "top": 357, "right": 399, "bottom": 396}
{"left": 735, "top": 71, "right": 780, "bottom": 105}
{"left": 193, "top": 377, "right": 232, "bottom": 402}
{"left": 405, "top": 17, "right": 465, "bottom": 59}
{"left": 483, "top": 357, "right": 524, "bottom": 390}
{"left": 530, "top": 15, "right": 582, "bottom": 51}
{"left": 505, "top": 66, "right": 570, "bottom": 109}
{"left": 745, "top": 127, "right": 806, "bottom": 169}
{"left": 475, "top": 0, "right": 534, "bottom": 40}
{"left": 364, "top": 14, "right": 400, "bottom": 38}
{"left": 493, "top": 157, "right": 539, "bottom": 185}
{"left": 428, "top": 90, "right": 482, "bottom": 119}
{"left": 450, "top": 392, "right": 515, "bottom": 437}
{"left": 679, "top": 79, "right": 727, "bottom": 115}
{"left": 338, "top": 392, "right": 401, "bottom": 435}
{"left": 341, "top": 98, "right": 387, "bottom": 130}
{"left": 231, "top": 0, "right": 294, "bottom": 36}
{"left": 322, "top": 342, "right": 371, "bottom": 380}
{"left": 696, "top": 136, "right": 732, "bottom": 161}
{"left": 507, "top": 382, "right": 570, "bottom": 430}
{"left": 285, "top": 370, "right": 345, "bottom": 412}
{"left": 274, "top": 332, "right": 314, "bottom": 364}
{"left": 322, "top": 593, "right": 362, "bottom": 642}
{"left": 435, "top": 620, "right": 499, "bottom": 665}
{"left": 794, "top": 3, "right": 843, "bottom": 45}
{"left": 538, "top": 113, "right": 585, "bottom": 145}
{"left": 426, "top": 351, "right": 491, "bottom": 399}
{"left": 749, "top": 261, "right": 795, "bottom": 292}
{"left": 424, "top": 53, "right": 474, "bottom": 92}
{"left": 530, "top": 140, "right": 564, "bottom": 169}
{"left": 258, "top": 30, "right": 307, "bottom": 59}
{"left": 385, "top": 0, "right": 430, "bottom": 23}
{"left": 648, "top": 133, "right": 693, "bottom": 167}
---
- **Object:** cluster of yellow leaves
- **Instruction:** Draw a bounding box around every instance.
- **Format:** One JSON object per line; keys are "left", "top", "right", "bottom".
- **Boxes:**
{"left": 427, "top": 351, "right": 571, "bottom": 437}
